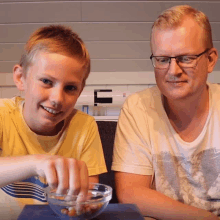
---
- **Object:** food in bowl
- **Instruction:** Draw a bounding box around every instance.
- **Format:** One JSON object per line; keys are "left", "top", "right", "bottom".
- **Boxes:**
{"left": 46, "top": 183, "right": 112, "bottom": 219}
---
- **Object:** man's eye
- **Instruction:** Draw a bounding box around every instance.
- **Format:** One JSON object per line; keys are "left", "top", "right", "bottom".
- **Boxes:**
{"left": 178, "top": 56, "right": 196, "bottom": 63}
{"left": 41, "top": 79, "right": 52, "bottom": 85}
{"left": 65, "top": 85, "right": 77, "bottom": 92}
{"left": 156, "top": 57, "right": 170, "bottom": 63}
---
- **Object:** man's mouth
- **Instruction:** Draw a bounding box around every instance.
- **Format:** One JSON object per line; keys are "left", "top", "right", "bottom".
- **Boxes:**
{"left": 41, "top": 106, "right": 61, "bottom": 115}
{"left": 167, "top": 81, "right": 186, "bottom": 83}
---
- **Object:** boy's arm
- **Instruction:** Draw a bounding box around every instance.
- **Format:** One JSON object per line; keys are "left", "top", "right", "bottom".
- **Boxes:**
{"left": 89, "top": 175, "right": 99, "bottom": 184}
{"left": 0, "top": 154, "right": 89, "bottom": 197}
{"left": 115, "top": 172, "right": 218, "bottom": 220}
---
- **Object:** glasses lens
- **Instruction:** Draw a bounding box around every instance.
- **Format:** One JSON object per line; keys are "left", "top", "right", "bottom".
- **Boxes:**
{"left": 152, "top": 56, "right": 198, "bottom": 69}
{"left": 151, "top": 49, "right": 209, "bottom": 69}
{"left": 177, "top": 56, "right": 197, "bottom": 68}
{"left": 152, "top": 57, "right": 170, "bottom": 69}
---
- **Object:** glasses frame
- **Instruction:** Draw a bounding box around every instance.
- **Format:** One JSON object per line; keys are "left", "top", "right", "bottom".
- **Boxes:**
{"left": 150, "top": 48, "right": 211, "bottom": 69}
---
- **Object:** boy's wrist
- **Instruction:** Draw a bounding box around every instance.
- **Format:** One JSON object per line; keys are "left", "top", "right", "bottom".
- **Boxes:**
{"left": 27, "top": 154, "right": 44, "bottom": 177}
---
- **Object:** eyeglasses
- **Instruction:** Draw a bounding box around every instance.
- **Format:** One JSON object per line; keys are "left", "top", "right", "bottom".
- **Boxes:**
{"left": 150, "top": 48, "right": 210, "bottom": 69}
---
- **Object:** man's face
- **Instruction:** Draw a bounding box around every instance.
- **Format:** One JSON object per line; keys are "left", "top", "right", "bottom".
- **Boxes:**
{"left": 151, "top": 18, "right": 214, "bottom": 101}
{"left": 21, "top": 52, "right": 85, "bottom": 135}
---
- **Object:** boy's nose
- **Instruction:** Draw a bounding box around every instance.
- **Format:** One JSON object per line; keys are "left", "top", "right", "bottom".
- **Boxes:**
{"left": 50, "top": 88, "right": 63, "bottom": 108}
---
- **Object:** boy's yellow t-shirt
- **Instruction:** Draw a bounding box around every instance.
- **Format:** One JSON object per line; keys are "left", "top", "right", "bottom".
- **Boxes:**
{"left": 0, "top": 97, "right": 107, "bottom": 220}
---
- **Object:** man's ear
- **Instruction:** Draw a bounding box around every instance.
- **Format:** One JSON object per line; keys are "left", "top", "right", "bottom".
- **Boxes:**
{"left": 207, "top": 48, "right": 218, "bottom": 73}
{"left": 13, "top": 65, "right": 25, "bottom": 91}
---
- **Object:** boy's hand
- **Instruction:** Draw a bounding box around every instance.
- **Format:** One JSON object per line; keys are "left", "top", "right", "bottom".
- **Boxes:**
{"left": 33, "top": 155, "right": 89, "bottom": 198}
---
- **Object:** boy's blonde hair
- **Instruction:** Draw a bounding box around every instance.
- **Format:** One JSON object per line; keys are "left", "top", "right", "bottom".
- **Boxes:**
{"left": 151, "top": 5, "right": 213, "bottom": 48}
{"left": 19, "top": 25, "right": 90, "bottom": 88}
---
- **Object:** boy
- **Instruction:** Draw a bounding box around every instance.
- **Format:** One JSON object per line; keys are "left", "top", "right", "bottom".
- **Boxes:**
{"left": 0, "top": 25, "right": 107, "bottom": 219}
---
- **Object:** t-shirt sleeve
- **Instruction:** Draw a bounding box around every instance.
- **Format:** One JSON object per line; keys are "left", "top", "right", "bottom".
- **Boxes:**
{"left": 79, "top": 118, "right": 107, "bottom": 176}
{"left": 111, "top": 99, "right": 154, "bottom": 176}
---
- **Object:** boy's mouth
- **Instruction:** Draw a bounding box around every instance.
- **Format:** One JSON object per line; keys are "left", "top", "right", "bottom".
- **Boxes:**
{"left": 41, "top": 106, "right": 61, "bottom": 115}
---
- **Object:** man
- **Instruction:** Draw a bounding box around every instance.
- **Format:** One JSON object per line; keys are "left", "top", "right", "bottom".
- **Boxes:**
{"left": 112, "top": 5, "right": 220, "bottom": 220}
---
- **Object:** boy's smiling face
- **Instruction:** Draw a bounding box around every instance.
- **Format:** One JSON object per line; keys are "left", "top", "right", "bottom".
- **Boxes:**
{"left": 18, "top": 52, "right": 85, "bottom": 135}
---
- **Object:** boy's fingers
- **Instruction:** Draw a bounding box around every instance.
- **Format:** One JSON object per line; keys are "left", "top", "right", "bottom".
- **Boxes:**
{"left": 67, "top": 159, "right": 81, "bottom": 196}
{"left": 77, "top": 161, "right": 89, "bottom": 202}
{"left": 36, "top": 156, "right": 89, "bottom": 199}
{"left": 43, "top": 160, "right": 58, "bottom": 190}
{"left": 55, "top": 158, "right": 69, "bottom": 195}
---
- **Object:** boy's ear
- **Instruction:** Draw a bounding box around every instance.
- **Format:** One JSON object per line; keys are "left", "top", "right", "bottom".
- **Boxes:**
{"left": 13, "top": 65, "right": 25, "bottom": 91}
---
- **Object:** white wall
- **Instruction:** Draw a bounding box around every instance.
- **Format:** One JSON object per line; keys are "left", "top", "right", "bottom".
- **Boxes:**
{"left": 0, "top": 1, "right": 220, "bottom": 117}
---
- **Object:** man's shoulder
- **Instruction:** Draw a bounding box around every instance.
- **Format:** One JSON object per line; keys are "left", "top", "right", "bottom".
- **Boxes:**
{"left": 124, "top": 86, "right": 160, "bottom": 109}
{"left": 209, "top": 82, "right": 220, "bottom": 92}
{"left": 209, "top": 83, "right": 220, "bottom": 102}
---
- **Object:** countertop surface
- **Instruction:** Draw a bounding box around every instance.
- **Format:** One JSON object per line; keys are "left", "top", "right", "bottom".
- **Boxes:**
{"left": 18, "top": 203, "right": 148, "bottom": 220}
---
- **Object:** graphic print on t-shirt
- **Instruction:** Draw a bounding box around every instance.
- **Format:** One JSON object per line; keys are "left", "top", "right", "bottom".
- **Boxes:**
{"left": 1, "top": 176, "right": 48, "bottom": 202}
{"left": 153, "top": 149, "right": 220, "bottom": 215}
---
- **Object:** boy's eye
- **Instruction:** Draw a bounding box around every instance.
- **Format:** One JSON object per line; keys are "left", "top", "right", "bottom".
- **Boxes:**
{"left": 41, "top": 78, "right": 52, "bottom": 85}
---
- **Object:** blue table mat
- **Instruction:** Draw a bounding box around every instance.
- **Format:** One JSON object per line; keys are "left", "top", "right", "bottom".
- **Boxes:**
{"left": 17, "top": 204, "right": 144, "bottom": 220}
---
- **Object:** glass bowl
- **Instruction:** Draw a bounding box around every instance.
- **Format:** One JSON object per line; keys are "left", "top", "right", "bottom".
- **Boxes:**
{"left": 46, "top": 183, "right": 112, "bottom": 220}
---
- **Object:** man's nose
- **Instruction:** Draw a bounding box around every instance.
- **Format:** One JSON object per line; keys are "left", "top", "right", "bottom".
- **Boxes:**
{"left": 167, "top": 58, "right": 182, "bottom": 75}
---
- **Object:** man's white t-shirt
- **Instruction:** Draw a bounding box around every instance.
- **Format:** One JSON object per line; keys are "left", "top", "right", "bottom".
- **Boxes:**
{"left": 112, "top": 83, "right": 220, "bottom": 215}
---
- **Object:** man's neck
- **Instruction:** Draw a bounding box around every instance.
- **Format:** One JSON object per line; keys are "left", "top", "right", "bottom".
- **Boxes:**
{"left": 163, "top": 86, "right": 210, "bottom": 142}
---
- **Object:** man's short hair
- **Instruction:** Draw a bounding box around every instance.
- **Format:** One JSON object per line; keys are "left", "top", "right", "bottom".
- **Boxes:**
{"left": 19, "top": 25, "right": 90, "bottom": 88}
{"left": 151, "top": 5, "right": 213, "bottom": 49}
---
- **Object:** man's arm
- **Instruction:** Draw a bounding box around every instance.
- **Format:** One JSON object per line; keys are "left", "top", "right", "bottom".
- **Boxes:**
{"left": 115, "top": 172, "right": 218, "bottom": 220}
